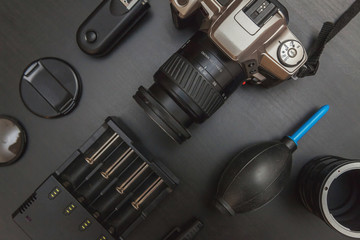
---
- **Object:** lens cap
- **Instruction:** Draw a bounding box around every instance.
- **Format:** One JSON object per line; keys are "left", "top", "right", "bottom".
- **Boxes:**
{"left": 0, "top": 115, "right": 27, "bottom": 166}
{"left": 20, "top": 58, "right": 81, "bottom": 118}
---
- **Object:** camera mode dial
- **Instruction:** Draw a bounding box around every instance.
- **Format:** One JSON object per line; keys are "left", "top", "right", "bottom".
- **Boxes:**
{"left": 277, "top": 40, "right": 305, "bottom": 67}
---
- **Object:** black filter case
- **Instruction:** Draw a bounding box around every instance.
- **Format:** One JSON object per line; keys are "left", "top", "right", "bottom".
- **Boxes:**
{"left": 12, "top": 117, "right": 178, "bottom": 240}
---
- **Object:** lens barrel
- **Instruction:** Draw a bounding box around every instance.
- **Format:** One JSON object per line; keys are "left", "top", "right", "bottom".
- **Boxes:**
{"left": 298, "top": 156, "right": 360, "bottom": 238}
{"left": 134, "top": 31, "right": 245, "bottom": 143}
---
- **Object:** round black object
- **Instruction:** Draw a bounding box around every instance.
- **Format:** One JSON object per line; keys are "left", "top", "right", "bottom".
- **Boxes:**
{"left": 85, "top": 31, "right": 97, "bottom": 43}
{"left": 215, "top": 139, "right": 294, "bottom": 215}
{"left": 0, "top": 115, "right": 26, "bottom": 166}
{"left": 298, "top": 156, "right": 360, "bottom": 238}
{"left": 20, "top": 58, "right": 81, "bottom": 118}
{"left": 134, "top": 31, "right": 245, "bottom": 143}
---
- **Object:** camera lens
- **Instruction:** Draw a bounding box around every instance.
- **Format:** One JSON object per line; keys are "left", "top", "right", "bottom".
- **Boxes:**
{"left": 298, "top": 156, "right": 360, "bottom": 238}
{"left": 134, "top": 32, "right": 245, "bottom": 143}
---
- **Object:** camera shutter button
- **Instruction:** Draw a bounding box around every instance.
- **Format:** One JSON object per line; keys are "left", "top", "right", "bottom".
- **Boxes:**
{"left": 177, "top": 0, "right": 189, "bottom": 6}
{"left": 278, "top": 40, "right": 305, "bottom": 67}
{"left": 288, "top": 48, "right": 297, "bottom": 58}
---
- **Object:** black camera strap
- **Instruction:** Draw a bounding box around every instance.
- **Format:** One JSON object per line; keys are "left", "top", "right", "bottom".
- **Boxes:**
{"left": 297, "top": 0, "right": 360, "bottom": 78}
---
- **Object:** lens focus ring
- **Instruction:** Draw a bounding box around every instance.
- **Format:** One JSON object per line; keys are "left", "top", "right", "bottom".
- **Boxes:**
{"left": 158, "top": 53, "right": 224, "bottom": 117}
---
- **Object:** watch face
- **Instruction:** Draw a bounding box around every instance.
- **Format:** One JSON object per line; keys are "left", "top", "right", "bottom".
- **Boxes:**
{"left": 0, "top": 116, "right": 26, "bottom": 166}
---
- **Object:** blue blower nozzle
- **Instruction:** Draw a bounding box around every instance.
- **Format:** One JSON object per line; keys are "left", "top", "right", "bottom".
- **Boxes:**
{"left": 288, "top": 105, "right": 329, "bottom": 145}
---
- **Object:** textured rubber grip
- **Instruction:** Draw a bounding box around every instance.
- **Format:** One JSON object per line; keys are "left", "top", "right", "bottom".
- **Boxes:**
{"left": 159, "top": 53, "right": 225, "bottom": 117}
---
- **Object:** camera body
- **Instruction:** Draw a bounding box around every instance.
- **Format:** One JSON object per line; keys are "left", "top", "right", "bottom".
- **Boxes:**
{"left": 134, "top": 0, "right": 309, "bottom": 143}
{"left": 170, "top": 0, "right": 307, "bottom": 86}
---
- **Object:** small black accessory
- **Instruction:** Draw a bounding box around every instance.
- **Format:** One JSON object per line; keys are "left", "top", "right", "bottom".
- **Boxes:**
{"left": 215, "top": 106, "right": 329, "bottom": 214}
{"left": 163, "top": 218, "right": 204, "bottom": 240}
{"left": 0, "top": 115, "right": 26, "bottom": 166}
{"left": 20, "top": 58, "right": 81, "bottom": 119}
{"left": 298, "top": 156, "right": 360, "bottom": 238}
{"left": 77, "top": 0, "right": 150, "bottom": 56}
{"left": 12, "top": 117, "right": 178, "bottom": 240}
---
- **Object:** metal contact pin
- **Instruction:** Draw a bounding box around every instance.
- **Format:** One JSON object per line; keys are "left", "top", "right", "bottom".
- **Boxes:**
{"left": 116, "top": 162, "right": 149, "bottom": 194}
{"left": 131, "top": 177, "right": 164, "bottom": 210}
{"left": 101, "top": 148, "right": 135, "bottom": 179}
{"left": 85, "top": 133, "right": 120, "bottom": 165}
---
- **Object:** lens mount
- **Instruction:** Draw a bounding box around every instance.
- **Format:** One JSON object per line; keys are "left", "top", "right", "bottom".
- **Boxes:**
{"left": 321, "top": 162, "right": 360, "bottom": 238}
{"left": 298, "top": 156, "right": 360, "bottom": 238}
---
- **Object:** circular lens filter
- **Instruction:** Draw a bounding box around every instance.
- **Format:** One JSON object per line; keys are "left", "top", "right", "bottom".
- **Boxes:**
{"left": 0, "top": 115, "right": 27, "bottom": 166}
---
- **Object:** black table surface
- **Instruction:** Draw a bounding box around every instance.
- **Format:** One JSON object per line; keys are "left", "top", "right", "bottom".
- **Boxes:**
{"left": 1, "top": 0, "right": 359, "bottom": 239}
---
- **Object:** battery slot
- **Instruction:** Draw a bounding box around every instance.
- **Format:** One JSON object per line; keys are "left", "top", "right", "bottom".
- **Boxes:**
{"left": 83, "top": 129, "right": 123, "bottom": 165}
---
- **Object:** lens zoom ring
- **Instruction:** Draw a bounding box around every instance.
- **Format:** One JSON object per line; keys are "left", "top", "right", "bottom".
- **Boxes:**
{"left": 161, "top": 54, "right": 224, "bottom": 116}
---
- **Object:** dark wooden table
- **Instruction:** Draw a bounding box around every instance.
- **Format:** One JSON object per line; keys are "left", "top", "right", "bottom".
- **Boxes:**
{"left": 1, "top": 0, "right": 359, "bottom": 239}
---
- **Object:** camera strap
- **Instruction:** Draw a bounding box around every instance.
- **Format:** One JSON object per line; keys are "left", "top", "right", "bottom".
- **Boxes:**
{"left": 297, "top": 0, "right": 360, "bottom": 78}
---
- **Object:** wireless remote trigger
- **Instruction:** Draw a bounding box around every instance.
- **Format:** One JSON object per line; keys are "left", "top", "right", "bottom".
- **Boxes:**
{"left": 77, "top": 0, "right": 150, "bottom": 56}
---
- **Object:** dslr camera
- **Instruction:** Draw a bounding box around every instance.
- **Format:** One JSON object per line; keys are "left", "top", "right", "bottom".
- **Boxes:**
{"left": 134, "top": 0, "right": 308, "bottom": 143}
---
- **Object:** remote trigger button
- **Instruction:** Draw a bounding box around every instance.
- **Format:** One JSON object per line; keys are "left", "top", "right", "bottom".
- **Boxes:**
{"left": 85, "top": 31, "right": 97, "bottom": 43}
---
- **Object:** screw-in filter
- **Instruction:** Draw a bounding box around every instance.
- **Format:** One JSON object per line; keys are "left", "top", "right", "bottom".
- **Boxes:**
{"left": 0, "top": 115, "right": 27, "bottom": 166}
